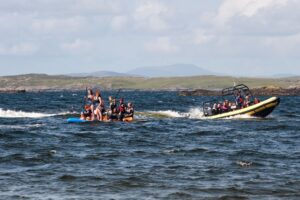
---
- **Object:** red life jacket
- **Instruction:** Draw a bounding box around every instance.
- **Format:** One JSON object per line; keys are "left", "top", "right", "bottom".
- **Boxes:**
{"left": 119, "top": 104, "right": 125, "bottom": 113}
{"left": 238, "top": 97, "right": 244, "bottom": 103}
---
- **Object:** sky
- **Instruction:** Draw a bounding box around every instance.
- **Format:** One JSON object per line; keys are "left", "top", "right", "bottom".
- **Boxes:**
{"left": 0, "top": 0, "right": 300, "bottom": 76}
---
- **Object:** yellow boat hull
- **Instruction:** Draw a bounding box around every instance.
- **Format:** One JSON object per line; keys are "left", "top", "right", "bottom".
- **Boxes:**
{"left": 207, "top": 97, "right": 280, "bottom": 119}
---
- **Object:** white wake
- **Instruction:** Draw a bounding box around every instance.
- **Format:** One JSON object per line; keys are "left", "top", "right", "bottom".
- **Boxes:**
{"left": 148, "top": 107, "right": 205, "bottom": 119}
{"left": 0, "top": 108, "right": 71, "bottom": 118}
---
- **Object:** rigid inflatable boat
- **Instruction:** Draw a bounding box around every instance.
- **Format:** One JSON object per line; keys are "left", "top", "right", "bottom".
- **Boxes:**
{"left": 203, "top": 84, "right": 280, "bottom": 119}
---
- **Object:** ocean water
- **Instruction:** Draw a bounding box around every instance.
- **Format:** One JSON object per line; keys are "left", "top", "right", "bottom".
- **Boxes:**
{"left": 0, "top": 91, "right": 299, "bottom": 200}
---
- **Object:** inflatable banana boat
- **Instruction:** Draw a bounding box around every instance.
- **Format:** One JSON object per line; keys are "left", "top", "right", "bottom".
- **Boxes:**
{"left": 67, "top": 115, "right": 133, "bottom": 123}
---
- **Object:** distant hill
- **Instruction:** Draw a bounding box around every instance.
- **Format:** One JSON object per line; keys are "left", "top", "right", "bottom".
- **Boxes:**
{"left": 127, "top": 64, "right": 216, "bottom": 77}
{"left": 1, "top": 73, "right": 300, "bottom": 91}
{"left": 272, "top": 73, "right": 298, "bottom": 78}
{"left": 67, "top": 70, "right": 138, "bottom": 77}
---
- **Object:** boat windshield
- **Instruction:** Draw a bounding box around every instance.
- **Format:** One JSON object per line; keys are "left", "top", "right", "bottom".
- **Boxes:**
{"left": 222, "top": 84, "right": 253, "bottom": 100}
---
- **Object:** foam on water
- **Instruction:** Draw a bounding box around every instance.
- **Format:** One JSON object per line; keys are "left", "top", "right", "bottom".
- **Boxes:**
{"left": 146, "top": 108, "right": 259, "bottom": 120}
{"left": 148, "top": 107, "right": 204, "bottom": 119}
{"left": 0, "top": 108, "right": 71, "bottom": 118}
{"left": 150, "top": 110, "right": 187, "bottom": 118}
{"left": 224, "top": 114, "right": 258, "bottom": 119}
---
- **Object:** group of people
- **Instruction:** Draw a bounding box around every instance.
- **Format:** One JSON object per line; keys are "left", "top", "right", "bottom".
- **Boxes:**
{"left": 80, "top": 89, "right": 134, "bottom": 121}
{"left": 211, "top": 92, "right": 260, "bottom": 115}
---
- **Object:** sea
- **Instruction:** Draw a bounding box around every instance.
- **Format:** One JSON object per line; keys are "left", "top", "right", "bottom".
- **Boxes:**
{"left": 0, "top": 91, "right": 299, "bottom": 200}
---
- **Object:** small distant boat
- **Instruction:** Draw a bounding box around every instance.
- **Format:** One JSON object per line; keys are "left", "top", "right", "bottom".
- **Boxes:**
{"left": 203, "top": 84, "right": 280, "bottom": 119}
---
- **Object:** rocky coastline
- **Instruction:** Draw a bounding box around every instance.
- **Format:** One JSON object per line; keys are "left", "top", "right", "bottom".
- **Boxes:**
{"left": 0, "top": 89, "right": 26, "bottom": 93}
{"left": 178, "top": 87, "right": 300, "bottom": 96}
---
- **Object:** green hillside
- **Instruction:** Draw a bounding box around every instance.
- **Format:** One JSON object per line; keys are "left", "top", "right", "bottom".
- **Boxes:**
{"left": 0, "top": 74, "right": 300, "bottom": 91}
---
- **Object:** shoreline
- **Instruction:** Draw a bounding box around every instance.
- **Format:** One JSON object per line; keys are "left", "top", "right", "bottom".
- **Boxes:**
{"left": 178, "top": 87, "right": 300, "bottom": 96}
{"left": 1, "top": 87, "right": 300, "bottom": 96}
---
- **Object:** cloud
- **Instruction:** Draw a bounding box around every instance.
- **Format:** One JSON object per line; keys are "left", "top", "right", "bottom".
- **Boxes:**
{"left": 111, "top": 15, "right": 128, "bottom": 31}
{"left": 263, "top": 33, "right": 300, "bottom": 56}
{"left": 133, "top": 1, "right": 171, "bottom": 32}
{"left": 72, "top": 0, "right": 121, "bottom": 14}
{"left": 215, "top": 0, "right": 289, "bottom": 27}
{"left": 145, "top": 37, "right": 178, "bottom": 54}
{"left": 0, "top": 43, "right": 39, "bottom": 55}
{"left": 61, "top": 39, "right": 93, "bottom": 54}
{"left": 32, "top": 16, "right": 85, "bottom": 33}
{"left": 194, "top": 29, "right": 214, "bottom": 45}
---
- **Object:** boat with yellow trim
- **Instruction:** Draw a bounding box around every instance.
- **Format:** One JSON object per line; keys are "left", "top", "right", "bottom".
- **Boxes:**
{"left": 203, "top": 84, "right": 280, "bottom": 119}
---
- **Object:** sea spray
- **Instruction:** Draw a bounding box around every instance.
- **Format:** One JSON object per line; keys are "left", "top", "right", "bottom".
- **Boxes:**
{"left": 0, "top": 108, "right": 73, "bottom": 118}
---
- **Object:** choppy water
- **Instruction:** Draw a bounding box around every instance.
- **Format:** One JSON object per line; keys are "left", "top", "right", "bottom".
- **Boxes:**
{"left": 0, "top": 91, "right": 299, "bottom": 200}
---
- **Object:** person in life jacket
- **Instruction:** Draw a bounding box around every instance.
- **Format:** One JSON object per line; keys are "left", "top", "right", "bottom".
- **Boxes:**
{"left": 235, "top": 91, "right": 244, "bottom": 109}
{"left": 107, "top": 96, "right": 118, "bottom": 120}
{"left": 118, "top": 98, "right": 127, "bottom": 121}
{"left": 124, "top": 102, "right": 134, "bottom": 118}
{"left": 222, "top": 100, "right": 230, "bottom": 112}
{"left": 80, "top": 105, "right": 92, "bottom": 120}
{"left": 254, "top": 98, "right": 260, "bottom": 104}
{"left": 94, "top": 90, "right": 105, "bottom": 121}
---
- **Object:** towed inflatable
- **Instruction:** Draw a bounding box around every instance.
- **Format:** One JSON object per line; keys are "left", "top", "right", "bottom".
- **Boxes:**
{"left": 203, "top": 84, "right": 280, "bottom": 119}
{"left": 67, "top": 115, "right": 133, "bottom": 123}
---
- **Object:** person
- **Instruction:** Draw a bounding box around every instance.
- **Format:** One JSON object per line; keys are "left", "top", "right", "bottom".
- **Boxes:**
{"left": 124, "top": 102, "right": 134, "bottom": 118}
{"left": 235, "top": 91, "right": 244, "bottom": 109}
{"left": 107, "top": 96, "right": 118, "bottom": 120}
{"left": 212, "top": 103, "right": 218, "bottom": 115}
{"left": 244, "top": 94, "right": 250, "bottom": 107}
{"left": 118, "top": 98, "right": 127, "bottom": 121}
{"left": 230, "top": 102, "right": 237, "bottom": 110}
{"left": 217, "top": 103, "right": 222, "bottom": 113}
{"left": 94, "top": 90, "right": 105, "bottom": 121}
{"left": 222, "top": 100, "right": 229, "bottom": 113}
{"left": 86, "top": 89, "right": 95, "bottom": 120}
{"left": 80, "top": 105, "right": 92, "bottom": 120}
{"left": 254, "top": 98, "right": 260, "bottom": 104}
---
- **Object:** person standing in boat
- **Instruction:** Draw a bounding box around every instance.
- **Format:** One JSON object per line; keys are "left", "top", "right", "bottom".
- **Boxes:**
{"left": 94, "top": 90, "right": 105, "bottom": 121}
{"left": 86, "top": 89, "right": 95, "bottom": 120}
{"left": 235, "top": 91, "right": 244, "bottom": 109}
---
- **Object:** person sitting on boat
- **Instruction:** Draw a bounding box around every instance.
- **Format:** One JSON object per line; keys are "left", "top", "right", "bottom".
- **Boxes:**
{"left": 217, "top": 103, "right": 222, "bottom": 113}
{"left": 124, "top": 102, "right": 134, "bottom": 118}
{"left": 118, "top": 98, "right": 127, "bottom": 121}
{"left": 108, "top": 96, "right": 118, "bottom": 120}
{"left": 235, "top": 92, "right": 244, "bottom": 109}
{"left": 212, "top": 103, "right": 218, "bottom": 115}
{"left": 222, "top": 100, "right": 230, "bottom": 112}
{"left": 80, "top": 105, "right": 92, "bottom": 120}
{"left": 230, "top": 102, "right": 237, "bottom": 110}
{"left": 94, "top": 90, "right": 105, "bottom": 121}
{"left": 244, "top": 94, "right": 251, "bottom": 107}
{"left": 254, "top": 98, "right": 260, "bottom": 104}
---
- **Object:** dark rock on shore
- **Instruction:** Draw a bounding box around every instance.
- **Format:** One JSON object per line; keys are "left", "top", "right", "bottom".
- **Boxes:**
{"left": 178, "top": 87, "right": 300, "bottom": 96}
{"left": 178, "top": 89, "right": 219, "bottom": 96}
{"left": 0, "top": 89, "right": 26, "bottom": 93}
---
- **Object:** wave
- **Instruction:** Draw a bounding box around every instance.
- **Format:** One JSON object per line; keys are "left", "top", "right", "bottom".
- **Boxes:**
{"left": 145, "top": 108, "right": 258, "bottom": 120}
{"left": 147, "top": 108, "right": 204, "bottom": 119}
{"left": 0, "top": 108, "right": 72, "bottom": 118}
{"left": 224, "top": 114, "right": 258, "bottom": 119}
